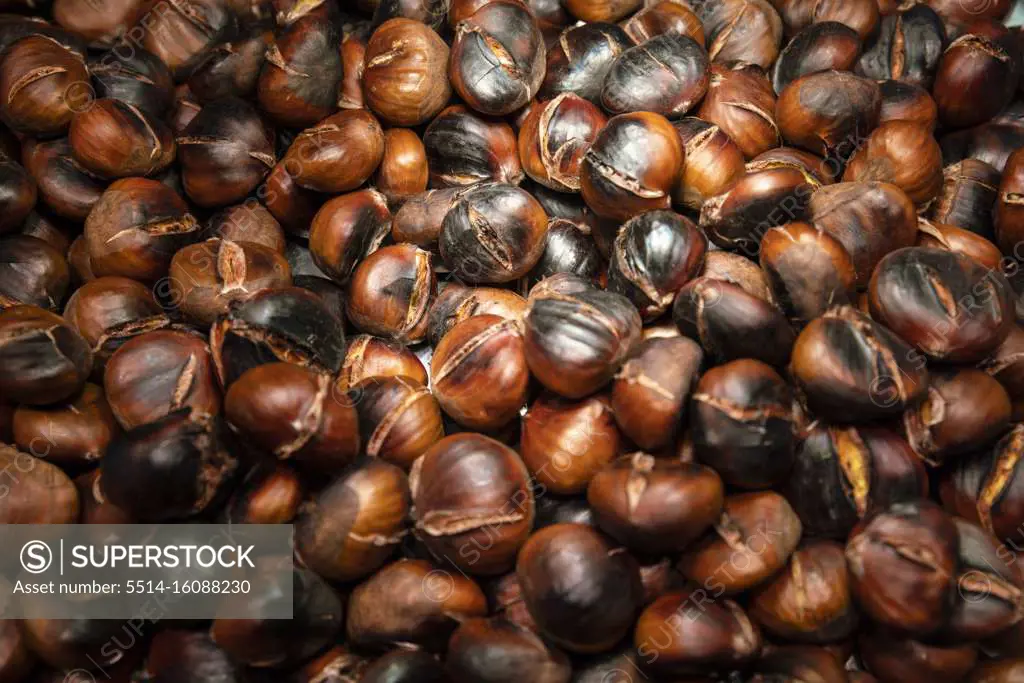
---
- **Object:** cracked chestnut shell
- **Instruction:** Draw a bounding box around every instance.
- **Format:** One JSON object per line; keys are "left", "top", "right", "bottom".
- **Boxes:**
{"left": 431, "top": 314, "right": 529, "bottom": 432}
{"left": 673, "top": 277, "right": 796, "bottom": 369}
{"left": 517, "top": 523, "right": 642, "bottom": 653}
{"left": 622, "top": 1, "right": 704, "bottom": 44}
{"left": 0, "top": 305, "right": 91, "bottom": 405}
{"left": 843, "top": 121, "right": 943, "bottom": 207}
{"left": 309, "top": 188, "right": 391, "bottom": 285}
{"left": 177, "top": 97, "right": 275, "bottom": 208}
{"left": 282, "top": 109, "right": 385, "bottom": 194}
{"left": 346, "top": 244, "right": 435, "bottom": 343}
{"left": 917, "top": 221, "right": 1003, "bottom": 273}
{"left": 12, "top": 382, "right": 119, "bottom": 469}
{"left": 607, "top": 210, "right": 706, "bottom": 321}
{"left": 934, "top": 34, "right": 1019, "bottom": 130}
{"left": 411, "top": 432, "right": 534, "bottom": 575}
{"left": 587, "top": 454, "right": 724, "bottom": 555}
{"left": 337, "top": 334, "right": 428, "bottom": 389}
{"left": 580, "top": 111, "right": 684, "bottom": 222}
{"left": 856, "top": 3, "right": 946, "bottom": 88}
{"left": 775, "top": 70, "right": 881, "bottom": 159}
{"left": 601, "top": 33, "right": 710, "bottom": 118}
{"left": 772, "top": 22, "right": 863, "bottom": 95}
{"left": 783, "top": 424, "right": 928, "bottom": 540}
{"left": 694, "top": 0, "right": 784, "bottom": 68}
{"left": 698, "top": 63, "right": 781, "bottom": 159}
{"left": 68, "top": 98, "right": 175, "bottom": 179}
{"left": 845, "top": 500, "right": 958, "bottom": 635}
{"left": 996, "top": 147, "right": 1024, "bottom": 254}
{"left": 225, "top": 362, "right": 360, "bottom": 472}
{"left": 187, "top": 30, "right": 268, "bottom": 103}
{"left": 350, "top": 375, "right": 444, "bottom": 469}
{"left": 363, "top": 18, "right": 451, "bottom": 126}
{"left": 100, "top": 408, "right": 238, "bottom": 522}
{"left": 790, "top": 306, "right": 929, "bottom": 421}
{"left": 518, "top": 93, "right": 606, "bottom": 192}
{"left": 103, "top": 329, "right": 220, "bottom": 430}
{"left": 672, "top": 117, "right": 746, "bottom": 211}
{"left": 690, "top": 358, "right": 795, "bottom": 490}
{"left": 424, "top": 105, "right": 522, "bottom": 188}
{"left": 295, "top": 458, "right": 409, "bottom": 582}
{"left": 439, "top": 182, "right": 548, "bottom": 284}
{"left": 524, "top": 274, "right": 642, "bottom": 398}
{"left": 427, "top": 283, "right": 527, "bottom": 347}
{"left": 0, "top": 36, "right": 88, "bottom": 136}
{"left": 257, "top": 15, "right": 342, "bottom": 128}
{"left": 931, "top": 159, "right": 1000, "bottom": 239}
{"left": 611, "top": 336, "right": 703, "bottom": 449}
{"left": 868, "top": 246, "right": 1014, "bottom": 362}
{"left": 210, "top": 286, "right": 347, "bottom": 387}
{"left": 0, "top": 234, "right": 68, "bottom": 312}
{"left": 140, "top": 0, "right": 234, "bottom": 79}
{"left": 750, "top": 539, "right": 859, "bottom": 643}
{"left": 773, "top": 0, "right": 879, "bottom": 40}
{"left": 678, "top": 491, "right": 803, "bottom": 594}
{"left": 449, "top": 0, "right": 545, "bottom": 116}
{"left": 538, "top": 22, "right": 631, "bottom": 104}
{"left": 84, "top": 178, "right": 200, "bottom": 284}
{"left": 941, "top": 424, "right": 1024, "bottom": 543}
{"left": 634, "top": 587, "right": 762, "bottom": 678}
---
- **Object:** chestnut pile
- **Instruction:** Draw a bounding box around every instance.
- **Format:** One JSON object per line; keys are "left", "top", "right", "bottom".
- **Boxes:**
{"left": 2, "top": 0, "right": 1024, "bottom": 680}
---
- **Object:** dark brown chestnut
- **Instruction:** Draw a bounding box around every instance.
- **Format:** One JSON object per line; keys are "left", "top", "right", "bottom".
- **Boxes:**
{"left": 350, "top": 374, "right": 445, "bottom": 469}
{"left": 187, "top": 31, "right": 268, "bottom": 103}
{"left": 446, "top": 617, "right": 571, "bottom": 683}
{"left": 772, "top": 22, "right": 863, "bottom": 95}
{"left": 698, "top": 62, "right": 781, "bottom": 159}
{"left": 774, "top": 0, "right": 880, "bottom": 40}
{"left": 427, "top": 283, "right": 528, "bottom": 347}
{"left": 140, "top": 0, "right": 234, "bottom": 79}
{"left": 877, "top": 79, "right": 939, "bottom": 129}
{"left": 376, "top": 128, "right": 428, "bottom": 206}
{"left": 859, "top": 628, "right": 978, "bottom": 683}
{"left": 0, "top": 35, "right": 88, "bottom": 136}
{"left": 694, "top": 0, "right": 784, "bottom": 69}
{"left": 0, "top": 304, "right": 91, "bottom": 405}
{"left": 601, "top": 33, "right": 710, "bottom": 118}
{"left": 538, "top": 22, "right": 631, "bottom": 104}
{"left": 346, "top": 243, "right": 435, "bottom": 343}
{"left": 672, "top": 117, "right": 746, "bottom": 211}
{"left": 776, "top": 70, "right": 881, "bottom": 159}
{"left": 337, "top": 334, "right": 427, "bottom": 389}
{"left": 843, "top": 121, "right": 943, "bottom": 207}
{"left": 308, "top": 188, "right": 390, "bottom": 284}
{"left": 423, "top": 105, "right": 523, "bottom": 188}
{"left": 282, "top": 109, "right": 385, "bottom": 194}
{"left": 518, "top": 93, "right": 606, "bottom": 192}
{"left": 623, "top": 1, "right": 704, "bottom": 44}
{"left": 68, "top": 98, "right": 175, "bottom": 179}
{"left": 363, "top": 18, "right": 451, "bottom": 126}
{"left": 21, "top": 137, "right": 106, "bottom": 222}
{"left": 0, "top": 234, "right": 68, "bottom": 311}
{"left": 934, "top": 34, "right": 1019, "bottom": 130}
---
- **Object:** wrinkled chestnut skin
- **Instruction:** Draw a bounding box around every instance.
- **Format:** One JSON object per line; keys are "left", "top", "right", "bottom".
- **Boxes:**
{"left": 283, "top": 109, "right": 385, "bottom": 194}
{"left": 0, "top": 305, "right": 91, "bottom": 405}
{"left": 517, "top": 523, "right": 643, "bottom": 654}
{"left": 750, "top": 540, "right": 859, "bottom": 643}
{"left": 538, "top": 22, "right": 631, "bottom": 104}
{"left": 84, "top": 178, "right": 200, "bottom": 284}
{"left": 997, "top": 148, "right": 1024, "bottom": 254}
{"left": 449, "top": 0, "right": 545, "bottom": 116}
{"left": 878, "top": 79, "right": 939, "bottom": 130}
{"left": 431, "top": 315, "right": 528, "bottom": 431}
{"left": 858, "top": 4, "right": 945, "bottom": 89}
{"left": 934, "top": 35, "right": 1019, "bottom": 130}
{"left": 337, "top": 334, "right": 428, "bottom": 389}
{"left": 791, "top": 306, "right": 929, "bottom": 421}
{"left": 257, "top": 15, "right": 342, "bottom": 128}
{"left": 601, "top": 33, "right": 710, "bottom": 118}
{"left": 0, "top": 444, "right": 78, "bottom": 523}
{"left": 12, "top": 382, "right": 119, "bottom": 469}
{"left": 68, "top": 99, "right": 175, "bottom": 180}
{"left": 363, "top": 18, "right": 451, "bottom": 126}
{"left": 607, "top": 210, "right": 705, "bottom": 321}
{"left": 309, "top": 189, "right": 390, "bottom": 284}
{"left": 678, "top": 491, "right": 803, "bottom": 594}
{"left": 518, "top": 93, "right": 606, "bottom": 192}
{"left": 694, "top": 0, "right": 783, "bottom": 68}
{"left": 350, "top": 375, "right": 444, "bottom": 469}
{"left": 784, "top": 425, "right": 929, "bottom": 540}
{"left": 931, "top": 159, "right": 1000, "bottom": 239}
{"left": 846, "top": 500, "right": 959, "bottom": 635}
{"left": 427, "top": 283, "right": 527, "bottom": 347}
{"left": 225, "top": 362, "right": 359, "bottom": 472}
{"left": 588, "top": 454, "right": 724, "bottom": 554}
{"left": 634, "top": 587, "right": 762, "bottom": 677}
{"left": 698, "top": 63, "right": 781, "bottom": 159}
{"left": 104, "top": 329, "right": 220, "bottom": 430}
{"left": 903, "top": 369, "right": 1011, "bottom": 466}
{"left": 776, "top": 70, "right": 881, "bottom": 159}
{"left": 672, "top": 118, "right": 746, "bottom": 211}
{"left": 446, "top": 618, "right": 571, "bottom": 683}
{"left": 623, "top": 1, "right": 704, "bottom": 44}
{"left": 520, "top": 391, "right": 619, "bottom": 495}
{"left": 0, "top": 36, "right": 88, "bottom": 136}
{"left": 760, "top": 222, "right": 856, "bottom": 324}
{"left": 612, "top": 336, "right": 703, "bottom": 449}
{"left": 691, "top": 359, "right": 795, "bottom": 490}
{"left": 440, "top": 183, "right": 547, "bottom": 284}
{"left": 772, "top": 22, "right": 863, "bottom": 95}
{"left": 673, "top": 277, "right": 796, "bottom": 369}
{"left": 211, "top": 286, "right": 347, "bottom": 387}
{"left": 411, "top": 433, "right": 534, "bottom": 575}
{"left": 524, "top": 274, "right": 642, "bottom": 398}
{"left": 346, "top": 244, "right": 435, "bottom": 343}
{"left": 376, "top": 128, "right": 428, "bottom": 206}
{"left": 294, "top": 458, "right": 408, "bottom": 581}
{"left": 580, "top": 112, "right": 684, "bottom": 222}
{"left": 809, "top": 181, "right": 918, "bottom": 287}
{"left": 0, "top": 234, "right": 68, "bottom": 311}
{"left": 100, "top": 408, "right": 238, "bottom": 522}
{"left": 844, "top": 121, "right": 943, "bottom": 207}
{"left": 424, "top": 106, "right": 522, "bottom": 188}
{"left": 347, "top": 558, "right": 487, "bottom": 651}
{"left": 869, "top": 247, "right": 1014, "bottom": 362}
{"left": 941, "top": 424, "right": 1024, "bottom": 543}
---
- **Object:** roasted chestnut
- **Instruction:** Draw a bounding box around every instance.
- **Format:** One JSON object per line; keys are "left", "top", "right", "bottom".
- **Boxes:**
{"left": 856, "top": 3, "right": 946, "bottom": 88}
{"left": 772, "top": 22, "right": 863, "bottom": 95}
{"left": 140, "top": 0, "right": 235, "bottom": 79}
{"left": 623, "top": 1, "right": 704, "bottom": 44}
{"left": 423, "top": 105, "right": 523, "bottom": 188}
{"left": 698, "top": 62, "right": 781, "bottom": 159}
{"left": 0, "top": 234, "right": 68, "bottom": 311}
{"left": 0, "top": 304, "right": 91, "bottom": 405}
{"left": 187, "top": 31, "right": 268, "bottom": 103}
{"left": 0, "top": 35, "right": 88, "bottom": 136}
{"left": 257, "top": 15, "right": 342, "bottom": 128}
{"left": 282, "top": 109, "right": 385, "bottom": 194}
{"left": 775, "top": 70, "right": 882, "bottom": 159}
{"left": 337, "top": 334, "right": 428, "bottom": 389}
{"left": 518, "top": 93, "right": 606, "bottom": 192}
{"left": 529, "top": 217, "right": 602, "bottom": 284}
{"left": 427, "top": 283, "right": 528, "bottom": 346}
{"left": 346, "top": 244, "right": 435, "bottom": 343}
{"left": 68, "top": 98, "right": 175, "bottom": 179}
{"left": 446, "top": 617, "right": 571, "bottom": 683}
{"left": 308, "top": 188, "right": 390, "bottom": 284}
{"left": 695, "top": 0, "right": 784, "bottom": 69}
{"left": 933, "top": 34, "right": 1019, "bottom": 130}
{"left": 877, "top": 79, "right": 939, "bottom": 129}
{"left": 538, "top": 22, "right": 631, "bottom": 104}
{"left": 376, "top": 128, "right": 428, "bottom": 206}
{"left": 350, "top": 374, "right": 445, "bottom": 469}
{"left": 601, "top": 33, "right": 710, "bottom": 118}
{"left": 363, "top": 18, "right": 451, "bottom": 126}
{"left": 12, "top": 381, "right": 119, "bottom": 469}
{"left": 21, "top": 138, "right": 108, "bottom": 222}
{"left": 843, "top": 121, "right": 943, "bottom": 207}
{"left": 672, "top": 117, "right": 747, "bottom": 211}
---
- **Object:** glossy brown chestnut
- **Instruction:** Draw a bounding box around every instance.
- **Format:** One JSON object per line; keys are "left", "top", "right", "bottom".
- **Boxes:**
{"left": 517, "top": 523, "right": 642, "bottom": 653}
{"left": 776, "top": 70, "right": 881, "bottom": 159}
{"left": 530, "top": 217, "right": 603, "bottom": 285}
{"left": 601, "top": 33, "right": 710, "bottom": 118}
{"left": 561, "top": 0, "right": 640, "bottom": 22}
{"left": 261, "top": 162, "right": 326, "bottom": 238}
{"left": 68, "top": 99, "right": 175, "bottom": 179}
{"left": 224, "top": 462, "right": 302, "bottom": 525}
{"left": 843, "top": 121, "right": 943, "bottom": 207}
{"left": 339, "top": 26, "right": 368, "bottom": 111}
{"left": 538, "top": 22, "right": 631, "bottom": 104}
{"left": 877, "top": 79, "right": 939, "bottom": 129}
{"left": 917, "top": 221, "right": 1003, "bottom": 272}
{"left": 934, "top": 34, "right": 1019, "bottom": 130}
{"left": 694, "top": 0, "right": 784, "bottom": 68}
{"left": 929, "top": 160, "right": 1000, "bottom": 240}
{"left": 140, "top": 0, "right": 234, "bottom": 79}
{"left": 702, "top": 250, "right": 775, "bottom": 302}
{"left": 690, "top": 359, "right": 795, "bottom": 490}
{"left": 423, "top": 105, "right": 523, "bottom": 188}
{"left": 857, "top": 4, "right": 946, "bottom": 88}
{"left": 0, "top": 153, "right": 35, "bottom": 236}
{"left": 204, "top": 202, "right": 286, "bottom": 254}
{"left": 518, "top": 93, "right": 606, "bottom": 192}
{"left": 860, "top": 629, "right": 978, "bottom": 683}
{"left": 772, "top": 22, "right": 863, "bottom": 95}
{"left": 0, "top": 234, "right": 68, "bottom": 312}
{"left": 0, "top": 36, "right": 88, "bottom": 136}
{"left": 431, "top": 314, "right": 529, "bottom": 431}
{"left": 376, "top": 128, "right": 428, "bottom": 206}
{"left": 187, "top": 30, "right": 268, "bottom": 103}
{"left": 698, "top": 63, "right": 781, "bottom": 159}
{"left": 392, "top": 188, "right": 463, "bottom": 248}
{"left": 21, "top": 137, "right": 105, "bottom": 222}
{"left": 981, "top": 326, "right": 1024, "bottom": 421}
{"left": 446, "top": 617, "right": 571, "bottom": 683}
{"left": 282, "top": 109, "right": 385, "bottom": 194}
{"left": 0, "top": 305, "right": 91, "bottom": 405}
{"left": 337, "top": 334, "right": 428, "bottom": 389}
{"left": 588, "top": 454, "right": 724, "bottom": 554}
{"left": 774, "top": 0, "right": 880, "bottom": 39}
{"left": 0, "top": 444, "right": 78, "bottom": 523}
{"left": 363, "top": 18, "right": 451, "bottom": 126}
{"left": 346, "top": 244, "right": 435, "bottom": 343}
{"left": 449, "top": 0, "right": 544, "bottom": 116}
{"left": 580, "top": 112, "right": 684, "bottom": 222}
{"left": 623, "top": 1, "right": 704, "bottom": 44}
{"left": 672, "top": 118, "right": 746, "bottom": 211}
{"left": 308, "top": 188, "right": 390, "bottom": 284}
{"left": 996, "top": 147, "right": 1024, "bottom": 254}
{"left": 427, "top": 283, "right": 528, "bottom": 347}
{"left": 411, "top": 432, "right": 534, "bottom": 575}
{"left": 12, "top": 381, "right": 118, "bottom": 469}
{"left": 350, "top": 375, "right": 444, "bottom": 469}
